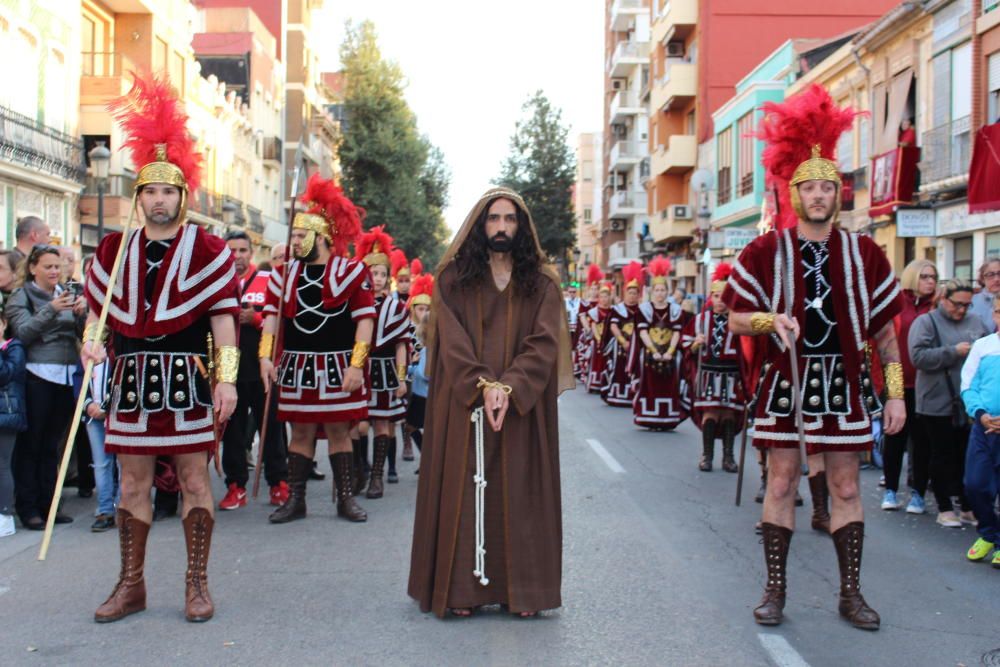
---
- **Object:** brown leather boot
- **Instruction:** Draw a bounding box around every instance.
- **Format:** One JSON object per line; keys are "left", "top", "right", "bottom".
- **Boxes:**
{"left": 720, "top": 419, "right": 738, "bottom": 473}
{"left": 753, "top": 522, "right": 792, "bottom": 626}
{"left": 94, "top": 508, "right": 149, "bottom": 623}
{"left": 182, "top": 507, "right": 215, "bottom": 622}
{"left": 832, "top": 521, "right": 880, "bottom": 630}
{"left": 331, "top": 452, "right": 367, "bottom": 522}
{"left": 366, "top": 435, "right": 389, "bottom": 498}
{"left": 699, "top": 419, "right": 717, "bottom": 471}
{"left": 809, "top": 471, "right": 831, "bottom": 534}
{"left": 352, "top": 438, "right": 367, "bottom": 495}
{"left": 269, "top": 452, "right": 309, "bottom": 523}
{"left": 402, "top": 427, "right": 415, "bottom": 461}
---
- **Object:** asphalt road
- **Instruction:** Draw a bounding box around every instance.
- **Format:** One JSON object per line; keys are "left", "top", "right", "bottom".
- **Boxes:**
{"left": 0, "top": 387, "right": 997, "bottom": 666}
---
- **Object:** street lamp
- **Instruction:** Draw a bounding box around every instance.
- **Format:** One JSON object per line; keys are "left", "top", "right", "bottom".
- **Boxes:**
{"left": 222, "top": 199, "right": 237, "bottom": 229}
{"left": 572, "top": 247, "right": 581, "bottom": 282}
{"left": 88, "top": 141, "right": 111, "bottom": 241}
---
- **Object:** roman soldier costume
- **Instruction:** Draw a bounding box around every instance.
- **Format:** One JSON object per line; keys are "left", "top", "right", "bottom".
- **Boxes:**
{"left": 584, "top": 281, "right": 612, "bottom": 394}
{"left": 575, "top": 265, "right": 602, "bottom": 380}
{"left": 88, "top": 74, "right": 241, "bottom": 623}
{"left": 396, "top": 254, "right": 421, "bottom": 462}
{"left": 357, "top": 227, "right": 411, "bottom": 498}
{"left": 262, "top": 173, "right": 372, "bottom": 524}
{"left": 722, "top": 84, "right": 905, "bottom": 630}
{"left": 681, "top": 264, "right": 746, "bottom": 472}
{"left": 631, "top": 257, "right": 687, "bottom": 430}
{"left": 602, "top": 261, "right": 643, "bottom": 407}
{"left": 565, "top": 283, "right": 582, "bottom": 348}
{"left": 391, "top": 248, "right": 412, "bottom": 304}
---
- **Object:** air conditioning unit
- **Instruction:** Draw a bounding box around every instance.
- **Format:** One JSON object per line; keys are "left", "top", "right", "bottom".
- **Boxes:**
{"left": 666, "top": 41, "right": 685, "bottom": 58}
{"left": 611, "top": 78, "right": 626, "bottom": 91}
{"left": 672, "top": 205, "right": 693, "bottom": 220}
{"left": 610, "top": 219, "right": 626, "bottom": 231}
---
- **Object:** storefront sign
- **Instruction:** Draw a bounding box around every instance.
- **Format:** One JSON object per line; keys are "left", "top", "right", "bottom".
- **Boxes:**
{"left": 936, "top": 201, "right": 1000, "bottom": 236}
{"left": 896, "top": 208, "right": 936, "bottom": 237}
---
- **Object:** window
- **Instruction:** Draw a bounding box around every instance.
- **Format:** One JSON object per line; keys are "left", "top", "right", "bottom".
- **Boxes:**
{"left": 953, "top": 236, "right": 973, "bottom": 280}
{"left": 582, "top": 160, "right": 593, "bottom": 182}
{"left": 859, "top": 115, "right": 871, "bottom": 169}
{"left": 717, "top": 127, "right": 733, "bottom": 206}
{"left": 584, "top": 208, "right": 593, "bottom": 223}
{"left": 170, "top": 51, "right": 185, "bottom": 95}
{"left": 987, "top": 231, "right": 1000, "bottom": 260}
{"left": 686, "top": 110, "right": 696, "bottom": 135}
{"left": 837, "top": 127, "right": 855, "bottom": 172}
{"left": 153, "top": 37, "right": 168, "bottom": 74}
{"left": 737, "top": 113, "right": 754, "bottom": 197}
{"left": 14, "top": 28, "right": 39, "bottom": 120}
{"left": 989, "top": 52, "right": 1000, "bottom": 124}
{"left": 46, "top": 48, "right": 66, "bottom": 132}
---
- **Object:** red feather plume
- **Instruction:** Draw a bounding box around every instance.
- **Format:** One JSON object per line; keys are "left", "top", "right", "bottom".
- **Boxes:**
{"left": 586, "top": 264, "right": 604, "bottom": 286}
{"left": 622, "top": 260, "right": 645, "bottom": 287}
{"left": 712, "top": 262, "right": 734, "bottom": 282}
{"left": 410, "top": 258, "right": 424, "bottom": 277}
{"left": 355, "top": 225, "right": 395, "bottom": 262}
{"left": 648, "top": 255, "right": 672, "bottom": 278}
{"left": 300, "top": 173, "right": 364, "bottom": 257}
{"left": 390, "top": 248, "right": 409, "bottom": 278}
{"left": 109, "top": 73, "right": 202, "bottom": 192}
{"left": 756, "top": 84, "right": 861, "bottom": 230}
{"left": 408, "top": 273, "right": 434, "bottom": 307}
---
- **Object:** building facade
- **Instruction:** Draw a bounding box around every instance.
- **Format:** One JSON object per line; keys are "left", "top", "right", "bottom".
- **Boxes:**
{"left": 573, "top": 131, "right": 603, "bottom": 283}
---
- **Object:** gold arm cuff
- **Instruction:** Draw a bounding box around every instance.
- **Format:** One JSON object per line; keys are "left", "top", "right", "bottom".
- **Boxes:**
{"left": 215, "top": 346, "right": 240, "bottom": 384}
{"left": 646, "top": 345, "right": 658, "bottom": 356}
{"left": 350, "top": 341, "right": 371, "bottom": 369}
{"left": 397, "top": 363, "right": 408, "bottom": 380}
{"left": 83, "top": 322, "right": 107, "bottom": 344}
{"left": 258, "top": 332, "right": 275, "bottom": 360}
{"left": 476, "top": 376, "right": 513, "bottom": 396}
{"left": 616, "top": 335, "right": 628, "bottom": 346}
{"left": 750, "top": 312, "right": 777, "bottom": 335}
{"left": 883, "top": 362, "right": 904, "bottom": 400}
{"left": 666, "top": 346, "right": 676, "bottom": 356}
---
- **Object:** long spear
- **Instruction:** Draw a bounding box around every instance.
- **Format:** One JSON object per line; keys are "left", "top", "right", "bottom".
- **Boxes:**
{"left": 39, "top": 206, "right": 138, "bottom": 560}
{"left": 780, "top": 234, "right": 810, "bottom": 477}
{"left": 252, "top": 139, "right": 305, "bottom": 498}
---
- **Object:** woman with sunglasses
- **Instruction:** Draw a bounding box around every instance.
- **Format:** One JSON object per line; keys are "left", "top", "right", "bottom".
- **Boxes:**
{"left": 909, "top": 279, "right": 990, "bottom": 528}
{"left": 882, "top": 260, "right": 938, "bottom": 514}
{"left": 4, "top": 244, "right": 87, "bottom": 529}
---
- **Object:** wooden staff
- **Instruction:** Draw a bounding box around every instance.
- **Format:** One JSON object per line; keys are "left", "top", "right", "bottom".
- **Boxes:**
{"left": 779, "top": 235, "right": 810, "bottom": 477}
{"left": 252, "top": 141, "right": 304, "bottom": 499}
{"left": 38, "top": 205, "right": 137, "bottom": 561}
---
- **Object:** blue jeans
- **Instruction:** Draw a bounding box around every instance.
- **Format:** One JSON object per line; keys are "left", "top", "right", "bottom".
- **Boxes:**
{"left": 86, "top": 419, "right": 118, "bottom": 517}
{"left": 964, "top": 420, "right": 1000, "bottom": 543}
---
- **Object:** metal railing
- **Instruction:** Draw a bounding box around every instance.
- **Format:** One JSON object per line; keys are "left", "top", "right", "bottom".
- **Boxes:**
{"left": 0, "top": 105, "right": 85, "bottom": 183}
{"left": 246, "top": 204, "right": 264, "bottom": 233}
{"left": 921, "top": 116, "right": 971, "bottom": 184}
{"left": 717, "top": 167, "right": 732, "bottom": 205}
{"left": 82, "top": 173, "right": 137, "bottom": 196}
{"left": 262, "top": 136, "right": 282, "bottom": 162}
{"left": 222, "top": 194, "right": 247, "bottom": 227}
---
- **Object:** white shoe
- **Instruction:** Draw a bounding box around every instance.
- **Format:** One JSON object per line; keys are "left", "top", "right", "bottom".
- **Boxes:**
{"left": 936, "top": 511, "right": 962, "bottom": 528}
{"left": 959, "top": 511, "right": 978, "bottom": 526}
{"left": 0, "top": 513, "right": 14, "bottom": 537}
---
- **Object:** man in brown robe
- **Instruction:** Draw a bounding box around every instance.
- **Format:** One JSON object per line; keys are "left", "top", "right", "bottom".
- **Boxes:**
{"left": 408, "top": 187, "right": 574, "bottom": 618}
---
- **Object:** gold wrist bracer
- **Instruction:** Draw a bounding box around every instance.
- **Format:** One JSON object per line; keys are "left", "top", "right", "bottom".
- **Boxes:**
{"left": 215, "top": 345, "right": 240, "bottom": 384}
{"left": 646, "top": 345, "right": 658, "bottom": 356}
{"left": 350, "top": 341, "right": 371, "bottom": 369}
{"left": 397, "top": 363, "right": 408, "bottom": 380}
{"left": 476, "top": 376, "right": 512, "bottom": 396}
{"left": 83, "top": 322, "right": 107, "bottom": 344}
{"left": 750, "top": 312, "right": 777, "bottom": 335}
{"left": 258, "top": 332, "right": 275, "bottom": 360}
{"left": 666, "top": 346, "right": 676, "bottom": 356}
{"left": 884, "top": 361, "right": 904, "bottom": 400}
{"left": 617, "top": 335, "right": 628, "bottom": 346}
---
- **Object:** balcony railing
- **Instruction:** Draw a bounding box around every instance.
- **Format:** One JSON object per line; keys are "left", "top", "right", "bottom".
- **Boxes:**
{"left": 717, "top": 167, "right": 733, "bottom": 206}
{"left": 262, "top": 136, "right": 282, "bottom": 162}
{"left": 246, "top": 204, "right": 264, "bottom": 233}
{"left": 738, "top": 171, "right": 754, "bottom": 197}
{"left": 190, "top": 188, "right": 223, "bottom": 218}
{"left": 82, "top": 173, "right": 137, "bottom": 196}
{"left": 0, "top": 105, "right": 85, "bottom": 183}
{"left": 921, "top": 116, "right": 970, "bottom": 184}
{"left": 222, "top": 194, "right": 247, "bottom": 227}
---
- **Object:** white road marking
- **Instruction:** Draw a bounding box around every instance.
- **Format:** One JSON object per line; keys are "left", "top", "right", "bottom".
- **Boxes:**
{"left": 0, "top": 585, "right": 9, "bottom": 597}
{"left": 586, "top": 439, "right": 625, "bottom": 473}
{"left": 758, "top": 633, "right": 811, "bottom": 667}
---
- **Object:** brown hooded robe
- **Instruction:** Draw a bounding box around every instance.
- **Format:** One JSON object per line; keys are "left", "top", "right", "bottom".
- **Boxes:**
{"left": 407, "top": 188, "right": 573, "bottom": 617}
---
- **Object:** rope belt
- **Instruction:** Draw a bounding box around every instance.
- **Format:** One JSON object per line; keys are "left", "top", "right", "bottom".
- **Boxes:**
{"left": 471, "top": 406, "right": 489, "bottom": 587}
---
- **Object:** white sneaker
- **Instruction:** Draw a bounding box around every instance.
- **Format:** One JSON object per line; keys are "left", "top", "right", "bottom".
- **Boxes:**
{"left": 959, "top": 511, "right": 978, "bottom": 526}
{"left": 936, "top": 511, "right": 962, "bottom": 528}
{"left": 0, "top": 513, "right": 14, "bottom": 537}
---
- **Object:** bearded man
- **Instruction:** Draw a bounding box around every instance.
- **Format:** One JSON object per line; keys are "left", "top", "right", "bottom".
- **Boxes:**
{"left": 408, "top": 187, "right": 573, "bottom": 618}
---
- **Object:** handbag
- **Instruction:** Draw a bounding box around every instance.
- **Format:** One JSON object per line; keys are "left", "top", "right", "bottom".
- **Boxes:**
{"left": 927, "top": 313, "right": 971, "bottom": 429}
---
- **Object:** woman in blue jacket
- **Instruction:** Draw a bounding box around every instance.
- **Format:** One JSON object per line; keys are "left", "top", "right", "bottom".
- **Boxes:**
{"left": 0, "top": 314, "right": 28, "bottom": 537}
{"left": 960, "top": 293, "right": 1000, "bottom": 566}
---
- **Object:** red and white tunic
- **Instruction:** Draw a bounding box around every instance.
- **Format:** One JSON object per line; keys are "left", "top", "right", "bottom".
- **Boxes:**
{"left": 681, "top": 309, "right": 747, "bottom": 428}
{"left": 574, "top": 299, "right": 597, "bottom": 379}
{"left": 723, "top": 228, "right": 904, "bottom": 454}
{"left": 585, "top": 305, "right": 611, "bottom": 393}
{"left": 85, "top": 223, "right": 240, "bottom": 455}
{"left": 602, "top": 303, "right": 639, "bottom": 407}
{"left": 631, "top": 302, "right": 687, "bottom": 429}
{"left": 264, "top": 256, "right": 376, "bottom": 423}
{"left": 368, "top": 294, "right": 411, "bottom": 421}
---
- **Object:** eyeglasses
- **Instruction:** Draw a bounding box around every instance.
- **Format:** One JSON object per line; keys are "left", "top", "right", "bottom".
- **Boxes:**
{"left": 946, "top": 297, "right": 972, "bottom": 310}
{"left": 29, "top": 244, "right": 57, "bottom": 259}
{"left": 984, "top": 271, "right": 1000, "bottom": 280}
{"left": 918, "top": 273, "right": 937, "bottom": 281}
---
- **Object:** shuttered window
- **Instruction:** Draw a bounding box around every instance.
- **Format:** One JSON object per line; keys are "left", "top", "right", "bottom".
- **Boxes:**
{"left": 989, "top": 52, "right": 1000, "bottom": 124}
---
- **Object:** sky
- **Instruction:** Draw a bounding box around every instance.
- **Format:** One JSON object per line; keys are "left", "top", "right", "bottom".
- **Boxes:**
{"left": 313, "top": 0, "right": 605, "bottom": 236}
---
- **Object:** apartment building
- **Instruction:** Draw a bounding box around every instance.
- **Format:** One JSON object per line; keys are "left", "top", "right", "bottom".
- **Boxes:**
{"left": 573, "top": 132, "right": 603, "bottom": 282}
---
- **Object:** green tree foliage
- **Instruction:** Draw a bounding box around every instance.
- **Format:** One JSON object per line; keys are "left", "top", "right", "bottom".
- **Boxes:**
{"left": 498, "top": 91, "right": 576, "bottom": 261}
{"left": 338, "top": 21, "right": 450, "bottom": 267}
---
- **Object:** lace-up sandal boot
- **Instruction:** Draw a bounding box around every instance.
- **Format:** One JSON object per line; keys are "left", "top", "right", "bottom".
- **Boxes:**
{"left": 331, "top": 452, "right": 367, "bottom": 522}
{"left": 402, "top": 428, "right": 415, "bottom": 461}
{"left": 182, "top": 508, "right": 215, "bottom": 622}
{"left": 721, "top": 419, "right": 738, "bottom": 473}
{"left": 832, "top": 521, "right": 879, "bottom": 630}
{"left": 269, "top": 452, "right": 309, "bottom": 523}
{"left": 366, "top": 435, "right": 389, "bottom": 499}
{"left": 95, "top": 509, "right": 149, "bottom": 623}
{"left": 699, "top": 419, "right": 717, "bottom": 472}
{"left": 753, "top": 522, "right": 792, "bottom": 626}
{"left": 808, "top": 471, "right": 831, "bottom": 534}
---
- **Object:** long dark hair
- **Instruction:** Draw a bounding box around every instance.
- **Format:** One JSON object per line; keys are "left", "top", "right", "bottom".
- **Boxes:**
{"left": 454, "top": 198, "right": 541, "bottom": 296}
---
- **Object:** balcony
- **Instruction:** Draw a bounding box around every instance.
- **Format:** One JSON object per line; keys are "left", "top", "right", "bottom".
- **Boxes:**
{"left": 607, "top": 40, "right": 650, "bottom": 78}
{"left": 651, "top": 134, "right": 697, "bottom": 175}
{"left": 80, "top": 52, "right": 135, "bottom": 106}
{"left": 652, "top": 0, "right": 698, "bottom": 44}
{"left": 651, "top": 61, "right": 696, "bottom": 112}
{"left": 222, "top": 195, "right": 247, "bottom": 228}
{"left": 610, "top": 140, "right": 642, "bottom": 170}
{"left": 610, "top": 89, "right": 645, "bottom": 122}
{"left": 608, "top": 238, "right": 642, "bottom": 267}
{"left": 0, "top": 105, "right": 85, "bottom": 184}
{"left": 246, "top": 205, "right": 264, "bottom": 234}
{"left": 608, "top": 189, "right": 647, "bottom": 218}
{"left": 611, "top": 0, "right": 649, "bottom": 31}
{"left": 920, "top": 116, "right": 970, "bottom": 188}
{"left": 262, "top": 136, "right": 282, "bottom": 165}
{"left": 82, "top": 173, "right": 136, "bottom": 196}
{"left": 649, "top": 205, "right": 695, "bottom": 244}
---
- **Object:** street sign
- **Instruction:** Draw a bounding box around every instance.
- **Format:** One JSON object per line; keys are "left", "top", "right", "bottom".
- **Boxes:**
{"left": 896, "top": 208, "right": 935, "bottom": 237}
{"left": 723, "top": 228, "right": 757, "bottom": 250}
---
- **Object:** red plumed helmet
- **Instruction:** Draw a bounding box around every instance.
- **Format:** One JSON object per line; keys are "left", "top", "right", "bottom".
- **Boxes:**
{"left": 355, "top": 225, "right": 395, "bottom": 268}
{"left": 109, "top": 72, "right": 202, "bottom": 193}
{"left": 298, "top": 173, "right": 364, "bottom": 257}
{"left": 711, "top": 262, "right": 734, "bottom": 291}
{"left": 648, "top": 255, "right": 672, "bottom": 284}
{"left": 622, "top": 260, "right": 645, "bottom": 290}
{"left": 408, "top": 273, "right": 434, "bottom": 308}
{"left": 390, "top": 248, "right": 410, "bottom": 278}
{"left": 410, "top": 258, "right": 424, "bottom": 277}
{"left": 586, "top": 264, "right": 604, "bottom": 287}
